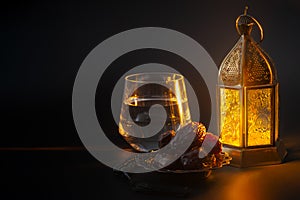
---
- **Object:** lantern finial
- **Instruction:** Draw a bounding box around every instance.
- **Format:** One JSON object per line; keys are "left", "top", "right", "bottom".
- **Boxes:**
{"left": 244, "top": 6, "right": 248, "bottom": 15}
{"left": 235, "top": 6, "right": 264, "bottom": 42}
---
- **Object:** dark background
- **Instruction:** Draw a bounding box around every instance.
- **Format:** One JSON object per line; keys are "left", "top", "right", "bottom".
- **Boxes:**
{"left": 2, "top": 0, "right": 300, "bottom": 147}
{"left": 1, "top": 0, "right": 300, "bottom": 199}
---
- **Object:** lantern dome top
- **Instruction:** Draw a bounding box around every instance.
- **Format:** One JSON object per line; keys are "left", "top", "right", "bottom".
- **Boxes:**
{"left": 218, "top": 6, "right": 277, "bottom": 87}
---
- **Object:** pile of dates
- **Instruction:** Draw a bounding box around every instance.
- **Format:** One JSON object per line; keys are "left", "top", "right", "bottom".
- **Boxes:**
{"left": 158, "top": 122, "right": 224, "bottom": 170}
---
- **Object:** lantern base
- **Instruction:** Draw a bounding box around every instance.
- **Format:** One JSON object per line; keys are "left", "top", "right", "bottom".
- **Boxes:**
{"left": 223, "top": 139, "right": 287, "bottom": 168}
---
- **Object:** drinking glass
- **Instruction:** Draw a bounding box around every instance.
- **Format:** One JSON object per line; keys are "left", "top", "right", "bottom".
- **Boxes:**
{"left": 119, "top": 73, "right": 191, "bottom": 152}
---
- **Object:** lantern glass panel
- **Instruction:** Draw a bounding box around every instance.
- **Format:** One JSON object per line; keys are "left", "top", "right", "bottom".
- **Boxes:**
{"left": 246, "top": 87, "right": 273, "bottom": 146}
{"left": 220, "top": 87, "right": 242, "bottom": 147}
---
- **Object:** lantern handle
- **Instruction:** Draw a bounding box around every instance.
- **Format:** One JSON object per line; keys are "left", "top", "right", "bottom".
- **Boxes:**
{"left": 235, "top": 6, "right": 264, "bottom": 42}
{"left": 249, "top": 15, "right": 264, "bottom": 42}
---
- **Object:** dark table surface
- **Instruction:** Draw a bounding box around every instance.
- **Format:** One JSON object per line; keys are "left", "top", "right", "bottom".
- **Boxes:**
{"left": 2, "top": 133, "right": 300, "bottom": 200}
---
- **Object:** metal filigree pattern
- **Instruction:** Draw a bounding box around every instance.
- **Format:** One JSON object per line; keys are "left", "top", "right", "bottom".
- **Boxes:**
{"left": 244, "top": 40, "right": 271, "bottom": 85}
{"left": 220, "top": 88, "right": 241, "bottom": 147}
{"left": 220, "top": 40, "right": 243, "bottom": 86}
{"left": 247, "top": 88, "right": 272, "bottom": 146}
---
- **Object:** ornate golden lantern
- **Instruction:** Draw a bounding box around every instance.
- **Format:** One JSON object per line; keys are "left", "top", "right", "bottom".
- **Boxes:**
{"left": 217, "top": 7, "right": 287, "bottom": 167}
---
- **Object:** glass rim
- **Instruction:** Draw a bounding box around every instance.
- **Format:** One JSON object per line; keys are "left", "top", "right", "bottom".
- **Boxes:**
{"left": 125, "top": 72, "right": 184, "bottom": 83}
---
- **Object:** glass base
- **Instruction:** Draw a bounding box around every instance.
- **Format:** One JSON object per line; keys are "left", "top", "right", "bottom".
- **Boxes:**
{"left": 223, "top": 139, "right": 287, "bottom": 168}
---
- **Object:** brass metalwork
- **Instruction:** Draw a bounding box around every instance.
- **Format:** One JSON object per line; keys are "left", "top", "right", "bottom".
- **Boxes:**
{"left": 218, "top": 7, "right": 287, "bottom": 167}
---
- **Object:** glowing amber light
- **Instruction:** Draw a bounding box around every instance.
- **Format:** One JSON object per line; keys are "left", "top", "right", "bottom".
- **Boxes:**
{"left": 220, "top": 88, "right": 241, "bottom": 147}
{"left": 247, "top": 88, "right": 272, "bottom": 146}
{"left": 220, "top": 87, "right": 274, "bottom": 147}
{"left": 217, "top": 7, "right": 286, "bottom": 167}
